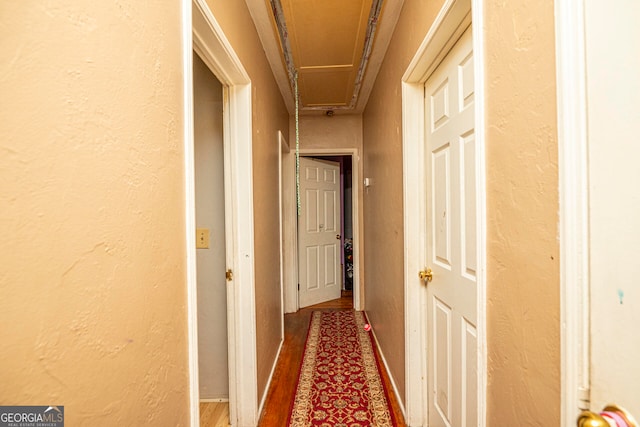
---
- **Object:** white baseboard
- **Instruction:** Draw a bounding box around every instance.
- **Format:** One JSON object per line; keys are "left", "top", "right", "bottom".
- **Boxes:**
{"left": 199, "top": 398, "right": 229, "bottom": 403}
{"left": 367, "top": 315, "right": 407, "bottom": 420}
{"left": 258, "top": 337, "right": 285, "bottom": 416}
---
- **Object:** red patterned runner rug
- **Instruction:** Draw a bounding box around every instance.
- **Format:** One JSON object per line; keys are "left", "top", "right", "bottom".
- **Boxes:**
{"left": 288, "top": 310, "right": 396, "bottom": 427}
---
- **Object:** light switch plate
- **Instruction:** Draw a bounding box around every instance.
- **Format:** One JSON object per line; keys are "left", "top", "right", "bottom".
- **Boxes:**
{"left": 196, "top": 228, "right": 210, "bottom": 249}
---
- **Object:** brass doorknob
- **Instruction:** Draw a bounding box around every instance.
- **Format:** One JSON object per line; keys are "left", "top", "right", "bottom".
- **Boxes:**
{"left": 578, "top": 405, "right": 638, "bottom": 427}
{"left": 418, "top": 268, "right": 433, "bottom": 282}
{"left": 577, "top": 411, "right": 609, "bottom": 427}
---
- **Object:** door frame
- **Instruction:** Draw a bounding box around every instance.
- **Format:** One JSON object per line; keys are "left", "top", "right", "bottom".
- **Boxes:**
{"left": 401, "top": 0, "right": 486, "bottom": 424}
{"left": 185, "top": 1, "right": 259, "bottom": 425}
{"left": 283, "top": 148, "right": 362, "bottom": 312}
{"left": 555, "top": 0, "right": 591, "bottom": 425}
{"left": 281, "top": 137, "right": 299, "bottom": 313}
{"left": 278, "top": 130, "right": 288, "bottom": 340}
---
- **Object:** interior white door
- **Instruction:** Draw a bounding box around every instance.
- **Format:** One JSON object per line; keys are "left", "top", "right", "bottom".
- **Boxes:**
{"left": 584, "top": 0, "right": 640, "bottom": 419}
{"left": 298, "top": 157, "right": 342, "bottom": 308}
{"left": 424, "top": 27, "right": 478, "bottom": 427}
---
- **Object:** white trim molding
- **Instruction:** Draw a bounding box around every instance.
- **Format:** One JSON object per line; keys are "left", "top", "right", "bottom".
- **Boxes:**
{"left": 369, "top": 324, "right": 406, "bottom": 419}
{"left": 281, "top": 135, "right": 300, "bottom": 314}
{"left": 400, "top": 77, "right": 427, "bottom": 426}
{"left": 189, "top": 1, "right": 259, "bottom": 426}
{"left": 291, "top": 148, "right": 363, "bottom": 311}
{"left": 555, "top": 0, "right": 591, "bottom": 425}
{"left": 258, "top": 339, "right": 284, "bottom": 416}
{"left": 182, "top": 0, "right": 199, "bottom": 424}
{"left": 278, "top": 131, "right": 288, "bottom": 334}
{"left": 471, "top": 1, "right": 488, "bottom": 425}
{"left": 401, "top": 0, "right": 487, "bottom": 424}
{"left": 192, "top": 1, "right": 250, "bottom": 86}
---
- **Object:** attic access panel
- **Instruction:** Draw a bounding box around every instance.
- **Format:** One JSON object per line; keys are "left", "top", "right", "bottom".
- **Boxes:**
{"left": 268, "top": 0, "right": 381, "bottom": 111}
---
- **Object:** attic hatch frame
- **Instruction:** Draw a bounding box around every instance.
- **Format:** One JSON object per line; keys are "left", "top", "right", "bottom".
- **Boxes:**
{"left": 267, "top": 0, "right": 384, "bottom": 113}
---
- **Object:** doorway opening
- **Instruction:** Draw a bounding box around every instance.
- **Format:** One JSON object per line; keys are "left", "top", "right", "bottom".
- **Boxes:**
{"left": 283, "top": 148, "right": 362, "bottom": 313}
{"left": 401, "top": 0, "right": 486, "bottom": 425}
{"left": 193, "top": 50, "right": 229, "bottom": 421}
{"left": 186, "top": 1, "right": 258, "bottom": 425}
{"left": 297, "top": 155, "right": 354, "bottom": 309}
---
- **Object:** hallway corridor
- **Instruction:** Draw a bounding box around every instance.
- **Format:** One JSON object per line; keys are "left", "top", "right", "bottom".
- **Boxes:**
{"left": 257, "top": 293, "right": 406, "bottom": 426}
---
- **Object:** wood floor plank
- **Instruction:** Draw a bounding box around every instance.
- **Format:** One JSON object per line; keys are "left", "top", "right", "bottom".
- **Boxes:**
{"left": 199, "top": 402, "right": 229, "bottom": 427}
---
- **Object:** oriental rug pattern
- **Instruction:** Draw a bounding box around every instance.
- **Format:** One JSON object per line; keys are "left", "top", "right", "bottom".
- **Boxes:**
{"left": 288, "top": 310, "right": 395, "bottom": 427}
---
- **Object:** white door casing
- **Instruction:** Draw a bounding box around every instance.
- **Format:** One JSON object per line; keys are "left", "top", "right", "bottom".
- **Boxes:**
{"left": 402, "top": 0, "right": 486, "bottom": 425}
{"left": 555, "top": 0, "right": 591, "bottom": 422}
{"left": 187, "top": 1, "right": 258, "bottom": 425}
{"left": 286, "top": 148, "right": 362, "bottom": 313}
{"left": 278, "top": 131, "right": 289, "bottom": 337}
{"left": 282, "top": 145, "right": 299, "bottom": 314}
{"left": 298, "top": 157, "right": 342, "bottom": 308}
{"left": 424, "top": 27, "right": 477, "bottom": 427}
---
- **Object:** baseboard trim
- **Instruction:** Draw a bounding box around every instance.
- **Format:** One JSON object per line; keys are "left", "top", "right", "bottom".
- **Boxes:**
{"left": 367, "top": 317, "right": 407, "bottom": 420}
{"left": 199, "top": 398, "right": 229, "bottom": 403}
{"left": 258, "top": 337, "right": 285, "bottom": 416}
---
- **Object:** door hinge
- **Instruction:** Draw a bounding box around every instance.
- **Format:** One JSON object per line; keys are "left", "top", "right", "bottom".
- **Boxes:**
{"left": 226, "top": 269, "right": 233, "bottom": 281}
{"left": 578, "top": 386, "right": 590, "bottom": 410}
{"left": 298, "top": 283, "right": 300, "bottom": 291}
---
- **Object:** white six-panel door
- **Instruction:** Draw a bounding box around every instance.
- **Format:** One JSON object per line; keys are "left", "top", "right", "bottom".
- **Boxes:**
{"left": 584, "top": 0, "right": 640, "bottom": 416}
{"left": 298, "top": 157, "right": 342, "bottom": 308}
{"left": 424, "top": 27, "right": 478, "bottom": 427}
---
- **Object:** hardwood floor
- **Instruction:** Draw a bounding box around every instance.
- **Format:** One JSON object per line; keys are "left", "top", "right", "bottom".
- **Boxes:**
{"left": 199, "top": 401, "right": 230, "bottom": 427}
{"left": 257, "top": 291, "right": 406, "bottom": 426}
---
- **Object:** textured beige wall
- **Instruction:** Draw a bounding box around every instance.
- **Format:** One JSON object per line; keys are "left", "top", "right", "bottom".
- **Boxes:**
{"left": 364, "top": 0, "right": 560, "bottom": 418}
{"left": 485, "top": 0, "right": 560, "bottom": 424}
{"left": 297, "top": 115, "right": 363, "bottom": 151}
{"left": 206, "top": 0, "right": 290, "bottom": 399}
{"left": 363, "top": 0, "right": 446, "bottom": 403}
{"left": 0, "top": 2, "right": 189, "bottom": 425}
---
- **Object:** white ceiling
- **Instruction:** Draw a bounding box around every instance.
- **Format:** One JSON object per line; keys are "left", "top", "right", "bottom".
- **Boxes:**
{"left": 246, "top": 0, "right": 404, "bottom": 115}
